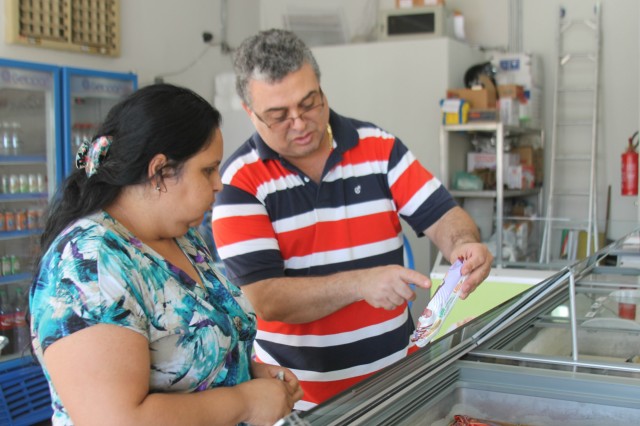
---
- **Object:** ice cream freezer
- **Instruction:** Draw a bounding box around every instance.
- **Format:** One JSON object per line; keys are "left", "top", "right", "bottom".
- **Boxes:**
{"left": 279, "top": 230, "right": 640, "bottom": 425}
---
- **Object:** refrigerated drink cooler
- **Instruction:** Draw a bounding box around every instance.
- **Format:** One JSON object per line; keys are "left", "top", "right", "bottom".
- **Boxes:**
{"left": 61, "top": 67, "right": 137, "bottom": 175}
{"left": 280, "top": 230, "right": 640, "bottom": 425}
{"left": 0, "top": 57, "right": 62, "bottom": 426}
{"left": 0, "top": 59, "right": 137, "bottom": 425}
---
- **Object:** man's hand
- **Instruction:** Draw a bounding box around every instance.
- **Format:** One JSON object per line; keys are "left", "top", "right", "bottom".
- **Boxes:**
{"left": 355, "top": 265, "right": 431, "bottom": 310}
{"left": 449, "top": 242, "right": 493, "bottom": 299}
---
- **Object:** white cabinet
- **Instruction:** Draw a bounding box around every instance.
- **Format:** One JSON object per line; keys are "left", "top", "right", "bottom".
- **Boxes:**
{"left": 312, "top": 37, "right": 486, "bottom": 279}
{"left": 439, "top": 122, "right": 544, "bottom": 268}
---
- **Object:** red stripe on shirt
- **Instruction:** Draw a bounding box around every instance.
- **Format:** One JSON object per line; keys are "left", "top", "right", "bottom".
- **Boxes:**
{"left": 297, "top": 373, "right": 376, "bottom": 405}
{"left": 277, "top": 211, "right": 401, "bottom": 258}
{"left": 213, "top": 214, "right": 276, "bottom": 248}
{"left": 348, "top": 135, "right": 395, "bottom": 164}
{"left": 390, "top": 160, "right": 434, "bottom": 211}
{"left": 229, "top": 160, "right": 295, "bottom": 196}
{"left": 258, "top": 301, "right": 406, "bottom": 336}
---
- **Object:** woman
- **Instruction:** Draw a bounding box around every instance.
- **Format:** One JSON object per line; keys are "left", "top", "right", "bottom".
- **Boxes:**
{"left": 30, "top": 83, "right": 302, "bottom": 426}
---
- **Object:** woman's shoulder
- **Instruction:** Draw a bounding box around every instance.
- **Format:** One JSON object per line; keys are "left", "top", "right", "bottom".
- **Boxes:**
{"left": 46, "top": 212, "right": 127, "bottom": 259}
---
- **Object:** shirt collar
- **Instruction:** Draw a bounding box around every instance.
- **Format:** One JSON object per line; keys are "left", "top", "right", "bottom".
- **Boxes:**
{"left": 251, "top": 109, "right": 359, "bottom": 161}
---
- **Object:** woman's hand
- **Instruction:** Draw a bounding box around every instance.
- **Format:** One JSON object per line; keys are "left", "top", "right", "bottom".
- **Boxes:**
{"left": 241, "top": 361, "right": 304, "bottom": 425}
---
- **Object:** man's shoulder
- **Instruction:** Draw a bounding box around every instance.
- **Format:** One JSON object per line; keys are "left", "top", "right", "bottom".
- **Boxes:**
{"left": 221, "top": 135, "right": 259, "bottom": 172}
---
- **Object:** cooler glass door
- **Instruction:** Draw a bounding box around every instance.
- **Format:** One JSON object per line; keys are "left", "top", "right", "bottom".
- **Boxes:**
{"left": 0, "top": 58, "right": 62, "bottom": 359}
{"left": 62, "top": 67, "right": 137, "bottom": 175}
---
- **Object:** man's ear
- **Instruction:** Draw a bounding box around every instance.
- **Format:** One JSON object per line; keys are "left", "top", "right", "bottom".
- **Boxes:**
{"left": 241, "top": 102, "right": 252, "bottom": 117}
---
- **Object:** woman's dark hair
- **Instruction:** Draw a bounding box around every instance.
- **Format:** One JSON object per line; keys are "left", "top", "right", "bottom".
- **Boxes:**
{"left": 40, "top": 83, "right": 222, "bottom": 253}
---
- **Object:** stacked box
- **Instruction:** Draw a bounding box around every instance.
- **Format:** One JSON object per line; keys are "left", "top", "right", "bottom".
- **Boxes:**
{"left": 506, "top": 164, "right": 535, "bottom": 189}
{"left": 513, "top": 145, "right": 544, "bottom": 186}
{"left": 446, "top": 88, "right": 497, "bottom": 109}
{"left": 467, "top": 152, "right": 520, "bottom": 183}
{"left": 490, "top": 53, "right": 543, "bottom": 89}
{"left": 491, "top": 53, "right": 543, "bottom": 128}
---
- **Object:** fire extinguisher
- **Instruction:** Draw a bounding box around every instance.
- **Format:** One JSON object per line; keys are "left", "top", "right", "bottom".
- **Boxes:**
{"left": 621, "top": 131, "right": 639, "bottom": 196}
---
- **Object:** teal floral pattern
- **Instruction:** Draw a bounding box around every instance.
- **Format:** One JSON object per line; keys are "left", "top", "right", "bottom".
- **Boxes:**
{"left": 30, "top": 211, "right": 256, "bottom": 425}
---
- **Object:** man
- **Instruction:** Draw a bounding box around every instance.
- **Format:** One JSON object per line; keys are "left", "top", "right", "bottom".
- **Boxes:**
{"left": 212, "top": 29, "right": 492, "bottom": 410}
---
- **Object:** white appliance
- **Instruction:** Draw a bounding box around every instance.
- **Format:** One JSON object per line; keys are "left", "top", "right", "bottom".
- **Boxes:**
{"left": 377, "top": 6, "right": 447, "bottom": 41}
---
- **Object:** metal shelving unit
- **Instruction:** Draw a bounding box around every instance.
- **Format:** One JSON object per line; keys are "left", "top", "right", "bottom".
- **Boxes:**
{"left": 439, "top": 121, "right": 544, "bottom": 268}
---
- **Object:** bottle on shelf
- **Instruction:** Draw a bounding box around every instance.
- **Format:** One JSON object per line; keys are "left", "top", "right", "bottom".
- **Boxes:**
{"left": 10, "top": 122, "right": 22, "bottom": 155}
{"left": 72, "top": 123, "right": 83, "bottom": 149}
{"left": 0, "top": 288, "right": 15, "bottom": 355}
{"left": 72, "top": 122, "right": 96, "bottom": 150}
{"left": 4, "top": 211, "right": 16, "bottom": 232}
{"left": 0, "top": 122, "right": 10, "bottom": 155}
{"left": 13, "top": 286, "right": 30, "bottom": 356}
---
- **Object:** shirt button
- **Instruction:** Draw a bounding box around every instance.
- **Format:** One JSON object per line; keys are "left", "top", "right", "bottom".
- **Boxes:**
{"left": 303, "top": 177, "right": 309, "bottom": 182}
{"left": 234, "top": 316, "right": 242, "bottom": 331}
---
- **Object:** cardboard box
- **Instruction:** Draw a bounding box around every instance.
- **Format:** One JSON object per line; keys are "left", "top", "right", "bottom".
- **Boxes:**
{"left": 440, "top": 98, "right": 469, "bottom": 124}
{"left": 468, "top": 152, "right": 519, "bottom": 182}
{"left": 472, "top": 169, "right": 496, "bottom": 190}
{"left": 468, "top": 108, "right": 498, "bottom": 122}
{"left": 490, "top": 52, "right": 543, "bottom": 89}
{"left": 506, "top": 164, "right": 535, "bottom": 189}
{"left": 514, "top": 146, "right": 534, "bottom": 166}
{"left": 396, "top": 0, "right": 444, "bottom": 7}
{"left": 513, "top": 145, "right": 544, "bottom": 186}
{"left": 498, "top": 84, "right": 526, "bottom": 101}
{"left": 447, "top": 88, "right": 497, "bottom": 109}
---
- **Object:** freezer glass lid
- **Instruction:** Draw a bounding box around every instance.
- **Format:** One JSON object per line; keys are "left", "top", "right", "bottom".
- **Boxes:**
{"left": 468, "top": 231, "right": 640, "bottom": 379}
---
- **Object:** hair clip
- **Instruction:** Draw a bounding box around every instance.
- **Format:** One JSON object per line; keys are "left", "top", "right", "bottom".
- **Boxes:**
{"left": 76, "top": 136, "right": 113, "bottom": 178}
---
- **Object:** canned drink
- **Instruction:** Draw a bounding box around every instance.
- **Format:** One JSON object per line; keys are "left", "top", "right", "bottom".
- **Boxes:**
{"left": 36, "top": 207, "right": 45, "bottom": 229}
{"left": 0, "top": 175, "right": 8, "bottom": 194}
{"left": 9, "top": 255, "right": 19, "bottom": 274}
{"left": 28, "top": 174, "right": 38, "bottom": 193}
{"left": 4, "top": 210, "right": 15, "bottom": 231}
{"left": 19, "top": 174, "right": 29, "bottom": 193}
{"left": 1, "top": 256, "right": 11, "bottom": 276}
{"left": 27, "top": 208, "right": 39, "bottom": 230}
{"left": 16, "top": 210, "right": 27, "bottom": 230}
{"left": 9, "top": 174, "right": 19, "bottom": 194}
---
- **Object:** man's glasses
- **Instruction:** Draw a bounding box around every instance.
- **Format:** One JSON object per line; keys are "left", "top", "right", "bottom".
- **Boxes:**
{"left": 252, "top": 88, "right": 325, "bottom": 131}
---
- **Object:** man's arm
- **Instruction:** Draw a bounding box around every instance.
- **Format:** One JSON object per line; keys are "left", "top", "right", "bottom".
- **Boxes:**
{"left": 242, "top": 265, "right": 431, "bottom": 324}
{"left": 424, "top": 206, "right": 493, "bottom": 299}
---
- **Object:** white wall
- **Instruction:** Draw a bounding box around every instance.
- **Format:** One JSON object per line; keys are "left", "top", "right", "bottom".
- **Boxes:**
{"left": 0, "top": 0, "right": 261, "bottom": 102}
{"left": 522, "top": 0, "right": 639, "bottom": 240}
{"left": 261, "top": 0, "right": 640, "bottom": 241}
{"left": 1, "top": 0, "right": 637, "bottom": 240}
{"left": 259, "top": 0, "right": 510, "bottom": 49}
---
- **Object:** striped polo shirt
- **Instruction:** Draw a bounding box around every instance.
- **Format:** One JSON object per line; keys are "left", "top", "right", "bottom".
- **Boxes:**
{"left": 212, "top": 110, "right": 456, "bottom": 409}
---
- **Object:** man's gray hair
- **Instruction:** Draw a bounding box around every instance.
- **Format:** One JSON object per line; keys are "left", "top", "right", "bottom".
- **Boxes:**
{"left": 233, "top": 29, "right": 321, "bottom": 107}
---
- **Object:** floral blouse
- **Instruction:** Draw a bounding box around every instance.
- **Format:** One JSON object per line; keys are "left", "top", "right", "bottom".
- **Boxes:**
{"left": 30, "top": 211, "right": 257, "bottom": 425}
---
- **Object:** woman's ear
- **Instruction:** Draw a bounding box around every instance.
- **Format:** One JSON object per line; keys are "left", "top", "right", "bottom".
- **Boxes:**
{"left": 148, "top": 154, "right": 168, "bottom": 192}
{"left": 147, "top": 153, "right": 168, "bottom": 180}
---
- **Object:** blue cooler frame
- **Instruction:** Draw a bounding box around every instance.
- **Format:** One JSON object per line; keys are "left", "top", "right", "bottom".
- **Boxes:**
{"left": 0, "top": 56, "right": 64, "bottom": 425}
{"left": 0, "top": 357, "right": 52, "bottom": 425}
